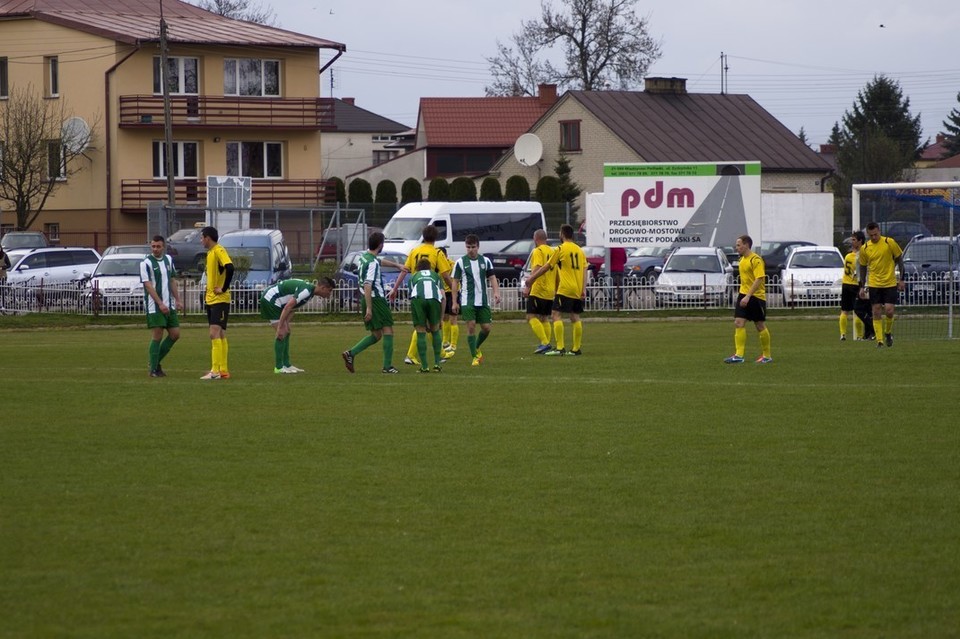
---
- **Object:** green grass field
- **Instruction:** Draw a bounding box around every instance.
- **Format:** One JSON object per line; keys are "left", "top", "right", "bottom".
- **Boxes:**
{"left": 2, "top": 317, "right": 959, "bottom": 638}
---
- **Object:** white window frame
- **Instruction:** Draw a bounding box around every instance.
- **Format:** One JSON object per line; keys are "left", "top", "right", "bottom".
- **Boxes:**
{"left": 225, "top": 141, "right": 283, "bottom": 179}
{"left": 44, "top": 223, "right": 60, "bottom": 242}
{"left": 153, "top": 56, "right": 199, "bottom": 95}
{"left": 223, "top": 58, "right": 280, "bottom": 97}
{"left": 47, "top": 140, "right": 66, "bottom": 180}
{"left": 152, "top": 141, "right": 199, "bottom": 178}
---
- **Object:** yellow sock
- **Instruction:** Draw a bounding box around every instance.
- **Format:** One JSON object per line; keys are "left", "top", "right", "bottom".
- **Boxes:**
{"left": 839, "top": 312, "right": 848, "bottom": 337}
{"left": 758, "top": 327, "right": 771, "bottom": 358}
{"left": 553, "top": 320, "right": 565, "bottom": 350}
{"left": 542, "top": 319, "right": 552, "bottom": 343}
{"left": 734, "top": 327, "right": 746, "bottom": 356}
{"left": 528, "top": 318, "right": 547, "bottom": 344}
{"left": 442, "top": 320, "right": 451, "bottom": 345}
{"left": 221, "top": 336, "right": 229, "bottom": 373}
{"left": 450, "top": 324, "right": 459, "bottom": 349}
{"left": 211, "top": 338, "right": 222, "bottom": 372}
{"left": 572, "top": 320, "right": 583, "bottom": 351}
{"left": 407, "top": 330, "right": 419, "bottom": 360}
{"left": 854, "top": 316, "right": 864, "bottom": 339}
{"left": 873, "top": 319, "right": 883, "bottom": 340}
{"left": 884, "top": 316, "right": 894, "bottom": 334}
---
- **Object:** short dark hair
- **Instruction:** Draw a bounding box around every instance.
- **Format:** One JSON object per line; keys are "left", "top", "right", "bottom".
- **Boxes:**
{"left": 852, "top": 230, "right": 866, "bottom": 243}
{"left": 738, "top": 234, "right": 753, "bottom": 248}
{"left": 368, "top": 231, "right": 385, "bottom": 251}
{"left": 416, "top": 257, "right": 432, "bottom": 271}
{"left": 560, "top": 223, "right": 574, "bottom": 240}
{"left": 421, "top": 224, "right": 438, "bottom": 243}
{"left": 151, "top": 235, "right": 165, "bottom": 244}
{"left": 201, "top": 226, "right": 218, "bottom": 242}
{"left": 317, "top": 276, "right": 335, "bottom": 289}
{"left": 465, "top": 234, "right": 479, "bottom": 246}
{"left": 865, "top": 221, "right": 880, "bottom": 231}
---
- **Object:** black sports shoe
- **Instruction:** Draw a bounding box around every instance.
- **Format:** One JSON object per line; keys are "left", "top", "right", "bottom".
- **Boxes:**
{"left": 382, "top": 366, "right": 400, "bottom": 374}
{"left": 417, "top": 368, "right": 430, "bottom": 374}
{"left": 885, "top": 333, "right": 893, "bottom": 347}
{"left": 433, "top": 365, "right": 442, "bottom": 372}
{"left": 342, "top": 350, "right": 355, "bottom": 373}
{"left": 155, "top": 365, "right": 166, "bottom": 377}
{"left": 569, "top": 349, "right": 582, "bottom": 356}
{"left": 149, "top": 369, "right": 161, "bottom": 378}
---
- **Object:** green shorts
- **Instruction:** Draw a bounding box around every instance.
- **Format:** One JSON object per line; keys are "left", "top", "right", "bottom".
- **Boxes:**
{"left": 460, "top": 305, "right": 492, "bottom": 324}
{"left": 259, "top": 300, "right": 282, "bottom": 321}
{"left": 362, "top": 296, "right": 394, "bottom": 331}
{"left": 411, "top": 297, "right": 442, "bottom": 328}
{"left": 146, "top": 309, "right": 180, "bottom": 329}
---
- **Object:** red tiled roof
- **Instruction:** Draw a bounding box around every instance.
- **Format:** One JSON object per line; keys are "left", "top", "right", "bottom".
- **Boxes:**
{"left": 933, "top": 153, "right": 960, "bottom": 169}
{"left": 419, "top": 97, "right": 552, "bottom": 147}
{"left": 0, "top": 0, "right": 345, "bottom": 49}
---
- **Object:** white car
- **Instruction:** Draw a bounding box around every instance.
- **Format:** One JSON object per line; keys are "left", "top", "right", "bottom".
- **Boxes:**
{"left": 654, "top": 247, "right": 734, "bottom": 306}
{"left": 6, "top": 247, "right": 101, "bottom": 285}
{"left": 780, "top": 245, "right": 844, "bottom": 304}
{"left": 82, "top": 253, "right": 148, "bottom": 311}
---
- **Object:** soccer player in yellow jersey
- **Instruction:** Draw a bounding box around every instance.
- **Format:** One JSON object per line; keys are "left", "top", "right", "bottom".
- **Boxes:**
{"left": 524, "top": 223, "right": 586, "bottom": 356}
{"left": 200, "top": 226, "right": 235, "bottom": 379}
{"left": 859, "top": 221, "right": 905, "bottom": 348}
{"left": 389, "top": 224, "right": 454, "bottom": 365}
{"left": 840, "top": 231, "right": 870, "bottom": 341}
{"left": 525, "top": 229, "right": 557, "bottom": 354}
{"left": 725, "top": 234, "right": 772, "bottom": 364}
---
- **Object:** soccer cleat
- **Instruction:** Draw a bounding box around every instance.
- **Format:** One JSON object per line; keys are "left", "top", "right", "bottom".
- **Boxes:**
{"left": 200, "top": 371, "right": 220, "bottom": 380}
{"left": 417, "top": 368, "right": 430, "bottom": 374}
{"left": 433, "top": 365, "right": 442, "bottom": 373}
{"left": 342, "top": 350, "right": 355, "bottom": 373}
{"left": 403, "top": 356, "right": 420, "bottom": 366}
{"left": 274, "top": 367, "right": 283, "bottom": 374}
{"left": 155, "top": 365, "right": 166, "bottom": 377}
{"left": 471, "top": 356, "right": 482, "bottom": 366}
{"left": 442, "top": 341, "right": 451, "bottom": 351}
{"left": 283, "top": 366, "right": 300, "bottom": 374}
{"left": 288, "top": 365, "right": 305, "bottom": 373}
{"left": 877, "top": 341, "right": 884, "bottom": 349}
{"left": 533, "top": 344, "right": 552, "bottom": 355}
{"left": 885, "top": 333, "right": 893, "bottom": 347}
{"left": 219, "top": 372, "right": 231, "bottom": 379}
{"left": 724, "top": 355, "right": 744, "bottom": 364}
{"left": 442, "top": 349, "right": 456, "bottom": 359}
{"left": 569, "top": 349, "right": 582, "bottom": 356}
{"left": 840, "top": 334, "right": 846, "bottom": 341}
{"left": 544, "top": 348, "right": 566, "bottom": 356}
{"left": 382, "top": 366, "right": 400, "bottom": 374}
{"left": 755, "top": 356, "right": 773, "bottom": 364}
{"left": 275, "top": 366, "right": 297, "bottom": 374}
{"left": 149, "top": 369, "right": 161, "bottom": 378}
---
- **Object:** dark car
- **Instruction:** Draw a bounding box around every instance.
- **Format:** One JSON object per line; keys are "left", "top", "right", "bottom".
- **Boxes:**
{"left": 486, "top": 238, "right": 559, "bottom": 284}
{"left": 876, "top": 221, "right": 933, "bottom": 250}
{"left": 901, "top": 236, "right": 960, "bottom": 304}
{"left": 165, "top": 227, "right": 207, "bottom": 273}
{"left": 625, "top": 245, "right": 672, "bottom": 280}
{"left": 760, "top": 240, "right": 816, "bottom": 278}
{"left": 333, "top": 250, "right": 407, "bottom": 307}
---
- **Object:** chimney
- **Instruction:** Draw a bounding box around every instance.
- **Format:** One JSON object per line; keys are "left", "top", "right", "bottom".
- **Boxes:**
{"left": 644, "top": 77, "right": 687, "bottom": 95}
{"left": 936, "top": 133, "right": 946, "bottom": 144}
{"left": 819, "top": 144, "right": 837, "bottom": 154}
{"left": 341, "top": 97, "right": 355, "bottom": 106}
{"left": 537, "top": 83, "right": 558, "bottom": 107}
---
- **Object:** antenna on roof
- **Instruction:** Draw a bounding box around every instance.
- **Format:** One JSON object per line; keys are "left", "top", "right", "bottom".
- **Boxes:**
{"left": 514, "top": 133, "right": 543, "bottom": 167}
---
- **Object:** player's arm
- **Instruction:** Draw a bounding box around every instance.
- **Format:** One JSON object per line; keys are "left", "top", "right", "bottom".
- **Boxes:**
{"left": 169, "top": 277, "right": 183, "bottom": 310}
{"left": 142, "top": 280, "right": 166, "bottom": 311}
{"left": 363, "top": 281, "right": 373, "bottom": 321}
{"left": 894, "top": 254, "right": 906, "bottom": 289}
{"left": 276, "top": 298, "right": 297, "bottom": 337}
{"left": 487, "top": 271, "right": 501, "bottom": 305}
{"left": 450, "top": 277, "right": 460, "bottom": 313}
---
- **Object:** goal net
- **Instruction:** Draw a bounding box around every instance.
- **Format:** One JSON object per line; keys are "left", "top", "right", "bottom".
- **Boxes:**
{"left": 852, "top": 181, "right": 960, "bottom": 340}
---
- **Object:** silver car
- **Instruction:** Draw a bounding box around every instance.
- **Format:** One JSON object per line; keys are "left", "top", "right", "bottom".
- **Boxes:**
{"left": 654, "top": 247, "right": 734, "bottom": 307}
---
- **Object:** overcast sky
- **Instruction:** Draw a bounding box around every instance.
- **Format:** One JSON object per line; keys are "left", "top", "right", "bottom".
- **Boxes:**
{"left": 266, "top": 0, "right": 960, "bottom": 148}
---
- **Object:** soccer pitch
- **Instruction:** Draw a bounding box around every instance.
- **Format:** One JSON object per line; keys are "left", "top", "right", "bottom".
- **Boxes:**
{"left": 2, "top": 318, "right": 958, "bottom": 638}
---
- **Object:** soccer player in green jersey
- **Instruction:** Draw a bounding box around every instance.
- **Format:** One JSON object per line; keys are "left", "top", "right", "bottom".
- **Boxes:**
{"left": 451, "top": 234, "right": 501, "bottom": 366}
{"left": 524, "top": 223, "right": 586, "bottom": 356}
{"left": 342, "top": 231, "right": 402, "bottom": 374}
{"left": 408, "top": 257, "right": 445, "bottom": 372}
{"left": 260, "top": 277, "right": 334, "bottom": 374}
{"left": 725, "top": 234, "right": 772, "bottom": 364}
{"left": 141, "top": 235, "right": 183, "bottom": 377}
{"left": 859, "top": 221, "right": 905, "bottom": 348}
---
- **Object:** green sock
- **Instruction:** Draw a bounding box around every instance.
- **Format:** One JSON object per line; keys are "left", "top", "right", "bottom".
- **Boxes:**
{"left": 416, "top": 333, "right": 428, "bottom": 369}
{"left": 283, "top": 335, "right": 291, "bottom": 367}
{"left": 158, "top": 336, "right": 175, "bottom": 362}
{"left": 350, "top": 334, "right": 378, "bottom": 356}
{"left": 274, "top": 338, "right": 284, "bottom": 369}
{"left": 382, "top": 333, "right": 394, "bottom": 368}
{"left": 476, "top": 329, "right": 489, "bottom": 349}
{"left": 149, "top": 340, "right": 160, "bottom": 370}
{"left": 468, "top": 334, "right": 478, "bottom": 357}
{"left": 431, "top": 330, "right": 443, "bottom": 364}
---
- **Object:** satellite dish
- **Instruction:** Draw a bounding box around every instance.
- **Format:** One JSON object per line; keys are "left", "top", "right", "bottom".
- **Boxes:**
{"left": 514, "top": 133, "right": 543, "bottom": 167}
{"left": 62, "top": 117, "right": 91, "bottom": 154}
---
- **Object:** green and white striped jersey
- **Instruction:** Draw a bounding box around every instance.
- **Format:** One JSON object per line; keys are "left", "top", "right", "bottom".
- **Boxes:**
{"left": 409, "top": 269, "right": 443, "bottom": 301}
{"left": 357, "top": 251, "right": 385, "bottom": 298}
{"left": 261, "top": 278, "right": 316, "bottom": 310}
{"left": 140, "top": 254, "right": 178, "bottom": 313}
{"left": 452, "top": 255, "right": 493, "bottom": 306}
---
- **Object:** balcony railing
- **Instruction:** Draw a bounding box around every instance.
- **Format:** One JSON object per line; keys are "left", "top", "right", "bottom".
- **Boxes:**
{"left": 118, "top": 95, "right": 336, "bottom": 129}
{"left": 120, "top": 179, "right": 337, "bottom": 211}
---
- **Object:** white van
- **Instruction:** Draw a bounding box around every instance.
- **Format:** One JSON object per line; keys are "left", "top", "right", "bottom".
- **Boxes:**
{"left": 381, "top": 201, "right": 546, "bottom": 260}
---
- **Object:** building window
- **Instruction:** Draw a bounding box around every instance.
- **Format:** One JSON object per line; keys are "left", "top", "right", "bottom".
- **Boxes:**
{"left": 226, "top": 141, "right": 282, "bottom": 178}
{"left": 44, "top": 223, "right": 60, "bottom": 243}
{"left": 47, "top": 140, "right": 66, "bottom": 179}
{"left": 0, "top": 57, "right": 8, "bottom": 98}
{"left": 153, "top": 57, "right": 199, "bottom": 94}
{"left": 560, "top": 120, "right": 581, "bottom": 152}
{"left": 44, "top": 56, "right": 59, "bottom": 97}
{"left": 372, "top": 150, "right": 398, "bottom": 165}
{"left": 224, "top": 59, "right": 280, "bottom": 97}
{"left": 0, "top": 141, "right": 4, "bottom": 178}
{"left": 152, "top": 141, "right": 198, "bottom": 178}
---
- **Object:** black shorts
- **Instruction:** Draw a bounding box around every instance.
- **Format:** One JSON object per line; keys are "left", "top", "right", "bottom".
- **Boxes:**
{"left": 207, "top": 302, "right": 230, "bottom": 329}
{"left": 840, "top": 284, "right": 860, "bottom": 311}
{"left": 869, "top": 286, "right": 899, "bottom": 306}
{"left": 553, "top": 294, "right": 584, "bottom": 314}
{"left": 526, "top": 295, "right": 553, "bottom": 317}
{"left": 444, "top": 291, "right": 458, "bottom": 316}
{"left": 734, "top": 293, "right": 766, "bottom": 323}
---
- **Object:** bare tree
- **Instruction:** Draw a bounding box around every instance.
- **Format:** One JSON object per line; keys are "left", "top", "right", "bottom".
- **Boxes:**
{"left": 195, "top": 0, "right": 277, "bottom": 26}
{"left": 486, "top": 0, "right": 662, "bottom": 96}
{"left": 0, "top": 86, "right": 97, "bottom": 230}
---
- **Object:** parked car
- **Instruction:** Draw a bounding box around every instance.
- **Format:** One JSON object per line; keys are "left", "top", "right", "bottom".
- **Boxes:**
{"left": 5, "top": 246, "right": 101, "bottom": 285}
{"left": 213, "top": 229, "right": 292, "bottom": 309}
{"left": 654, "top": 246, "right": 734, "bottom": 307}
{"left": 625, "top": 245, "right": 672, "bottom": 280}
{"left": 780, "top": 245, "right": 844, "bottom": 304}
{"left": 2, "top": 231, "right": 50, "bottom": 266}
{"left": 876, "top": 220, "right": 933, "bottom": 249}
{"left": 333, "top": 250, "right": 407, "bottom": 305}
{"left": 901, "top": 236, "right": 960, "bottom": 304}
{"left": 581, "top": 246, "right": 606, "bottom": 280}
{"left": 486, "top": 237, "right": 559, "bottom": 284}
{"left": 760, "top": 240, "right": 816, "bottom": 278}
{"left": 82, "top": 253, "right": 147, "bottom": 311}
{"left": 165, "top": 227, "right": 207, "bottom": 273}
{"left": 101, "top": 244, "right": 151, "bottom": 257}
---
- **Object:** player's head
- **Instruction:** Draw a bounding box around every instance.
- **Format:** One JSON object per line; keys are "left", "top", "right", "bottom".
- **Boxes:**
{"left": 735, "top": 235, "right": 753, "bottom": 255}
{"left": 150, "top": 235, "right": 166, "bottom": 258}
{"left": 560, "top": 224, "right": 574, "bottom": 240}
{"left": 200, "top": 226, "right": 218, "bottom": 248}
{"left": 421, "top": 224, "right": 438, "bottom": 244}
{"left": 416, "top": 257, "right": 431, "bottom": 271}
{"left": 533, "top": 229, "right": 547, "bottom": 244}
{"left": 368, "top": 231, "right": 385, "bottom": 252}
{"left": 314, "top": 276, "right": 335, "bottom": 299}
{"left": 464, "top": 234, "right": 480, "bottom": 257}
{"left": 865, "top": 222, "right": 881, "bottom": 243}
{"left": 851, "top": 230, "right": 866, "bottom": 249}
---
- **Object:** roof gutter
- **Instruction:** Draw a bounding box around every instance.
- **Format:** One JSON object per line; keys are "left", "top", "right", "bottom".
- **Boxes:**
{"left": 319, "top": 46, "right": 346, "bottom": 76}
{"left": 104, "top": 44, "right": 141, "bottom": 244}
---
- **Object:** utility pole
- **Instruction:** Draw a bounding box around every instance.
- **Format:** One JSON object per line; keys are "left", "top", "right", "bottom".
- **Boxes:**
{"left": 159, "top": 0, "right": 176, "bottom": 207}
